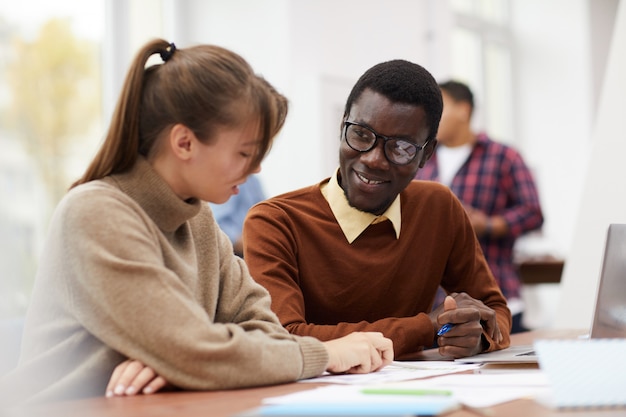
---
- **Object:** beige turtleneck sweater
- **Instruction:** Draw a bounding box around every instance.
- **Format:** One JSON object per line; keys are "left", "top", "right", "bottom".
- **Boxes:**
{"left": 0, "top": 157, "right": 328, "bottom": 407}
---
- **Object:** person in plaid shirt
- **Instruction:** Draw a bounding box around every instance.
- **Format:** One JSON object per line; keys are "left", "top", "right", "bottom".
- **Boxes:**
{"left": 415, "top": 80, "right": 543, "bottom": 333}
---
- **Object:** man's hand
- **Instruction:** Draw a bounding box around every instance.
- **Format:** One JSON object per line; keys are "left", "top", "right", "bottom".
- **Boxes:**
{"left": 322, "top": 332, "right": 394, "bottom": 374}
{"left": 106, "top": 359, "right": 170, "bottom": 397}
{"left": 431, "top": 293, "right": 503, "bottom": 358}
{"left": 463, "top": 205, "right": 490, "bottom": 236}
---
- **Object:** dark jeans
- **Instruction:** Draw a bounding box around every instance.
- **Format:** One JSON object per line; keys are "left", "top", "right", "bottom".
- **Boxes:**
{"left": 511, "top": 312, "right": 529, "bottom": 334}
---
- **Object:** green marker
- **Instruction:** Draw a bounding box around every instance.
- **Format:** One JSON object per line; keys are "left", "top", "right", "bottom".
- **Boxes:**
{"left": 361, "top": 388, "right": 453, "bottom": 396}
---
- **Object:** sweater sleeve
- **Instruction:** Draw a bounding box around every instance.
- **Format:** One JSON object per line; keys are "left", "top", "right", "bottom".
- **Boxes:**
{"left": 60, "top": 186, "right": 328, "bottom": 390}
{"left": 436, "top": 191, "right": 512, "bottom": 352}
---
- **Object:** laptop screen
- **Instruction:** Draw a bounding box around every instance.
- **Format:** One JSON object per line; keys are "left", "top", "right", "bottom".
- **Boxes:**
{"left": 590, "top": 223, "right": 626, "bottom": 338}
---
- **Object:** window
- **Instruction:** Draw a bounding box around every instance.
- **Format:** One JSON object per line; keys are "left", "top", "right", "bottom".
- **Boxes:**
{"left": 449, "top": 0, "right": 515, "bottom": 144}
{"left": 0, "top": 1, "right": 104, "bottom": 318}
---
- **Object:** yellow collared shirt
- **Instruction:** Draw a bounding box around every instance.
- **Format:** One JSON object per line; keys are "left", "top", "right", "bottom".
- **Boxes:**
{"left": 320, "top": 169, "right": 401, "bottom": 243}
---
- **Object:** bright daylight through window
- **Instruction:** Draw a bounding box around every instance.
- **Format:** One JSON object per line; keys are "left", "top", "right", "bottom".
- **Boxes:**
{"left": 0, "top": 1, "right": 104, "bottom": 319}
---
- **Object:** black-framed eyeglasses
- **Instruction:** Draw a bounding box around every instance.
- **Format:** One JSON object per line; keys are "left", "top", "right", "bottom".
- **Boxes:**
{"left": 343, "top": 121, "right": 429, "bottom": 165}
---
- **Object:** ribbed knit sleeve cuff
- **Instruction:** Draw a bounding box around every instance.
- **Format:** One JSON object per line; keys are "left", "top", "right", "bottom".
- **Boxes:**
{"left": 297, "top": 336, "right": 330, "bottom": 380}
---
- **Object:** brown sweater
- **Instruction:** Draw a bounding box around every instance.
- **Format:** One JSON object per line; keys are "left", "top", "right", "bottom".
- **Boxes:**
{"left": 0, "top": 158, "right": 328, "bottom": 407}
{"left": 244, "top": 178, "right": 511, "bottom": 359}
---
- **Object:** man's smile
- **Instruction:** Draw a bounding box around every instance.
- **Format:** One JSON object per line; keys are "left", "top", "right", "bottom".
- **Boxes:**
{"left": 355, "top": 171, "right": 386, "bottom": 185}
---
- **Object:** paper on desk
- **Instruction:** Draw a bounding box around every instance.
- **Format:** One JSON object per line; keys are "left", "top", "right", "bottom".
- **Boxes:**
{"left": 299, "top": 361, "right": 480, "bottom": 384}
{"left": 372, "top": 371, "right": 551, "bottom": 408}
{"left": 263, "top": 371, "right": 550, "bottom": 413}
{"left": 260, "top": 384, "right": 459, "bottom": 416}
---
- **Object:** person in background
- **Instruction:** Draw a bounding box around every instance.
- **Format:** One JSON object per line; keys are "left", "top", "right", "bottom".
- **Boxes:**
{"left": 415, "top": 80, "right": 544, "bottom": 333}
{"left": 243, "top": 60, "right": 511, "bottom": 361}
{"left": 0, "top": 39, "right": 393, "bottom": 408}
{"left": 210, "top": 174, "right": 266, "bottom": 257}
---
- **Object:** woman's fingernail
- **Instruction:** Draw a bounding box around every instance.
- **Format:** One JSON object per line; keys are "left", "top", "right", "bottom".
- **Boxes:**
{"left": 125, "top": 386, "right": 136, "bottom": 395}
{"left": 114, "top": 384, "right": 125, "bottom": 395}
{"left": 143, "top": 386, "right": 153, "bottom": 394}
{"left": 106, "top": 390, "right": 113, "bottom": 398}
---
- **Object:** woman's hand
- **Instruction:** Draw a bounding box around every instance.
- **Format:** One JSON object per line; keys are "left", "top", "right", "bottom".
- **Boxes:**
{"left": 322, "top": 332, "right": 394, "bottom": 374}
{"left": 106, "top": 359, "right": 170, "bottom": 397}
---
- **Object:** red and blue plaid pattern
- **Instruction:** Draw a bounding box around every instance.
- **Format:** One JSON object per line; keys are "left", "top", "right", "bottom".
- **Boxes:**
{"left": 415, "top": 133, "right": 544, "bottom": 300}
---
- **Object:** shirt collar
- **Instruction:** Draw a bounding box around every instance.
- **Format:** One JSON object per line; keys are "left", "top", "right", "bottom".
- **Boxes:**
{"left": 320, "top": 169, "right": 401, "bottom": 243}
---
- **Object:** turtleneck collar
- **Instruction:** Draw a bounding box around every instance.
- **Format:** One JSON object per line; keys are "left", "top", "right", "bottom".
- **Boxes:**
{"left": 106, "top": 156, "right": 202, "bottom": 233}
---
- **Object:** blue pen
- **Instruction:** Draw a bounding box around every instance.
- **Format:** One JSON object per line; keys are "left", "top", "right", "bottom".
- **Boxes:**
{"left": 437, "top": 323, "right": 454, "bottom": 336}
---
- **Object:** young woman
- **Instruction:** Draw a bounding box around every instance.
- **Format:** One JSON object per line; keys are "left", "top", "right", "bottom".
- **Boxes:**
{"left": 0, "top": 39, "right": 392, "bottom": 406}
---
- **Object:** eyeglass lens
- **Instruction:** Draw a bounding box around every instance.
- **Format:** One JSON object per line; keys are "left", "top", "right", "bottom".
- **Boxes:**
{"left": 345, "top": 123, "right": 421, "bottom": 165}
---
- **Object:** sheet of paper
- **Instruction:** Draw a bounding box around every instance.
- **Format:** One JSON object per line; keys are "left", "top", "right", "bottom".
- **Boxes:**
{"left": 264, "top": 370, "right": 550, "bottom": 413}
{"left": 259, "top": 384, "right": 459, "bottom": 416}
{"left": 372, "top": 371, "right": 551, "bottom": 408}
{"left": 299, "top": 361, "right": 480, "bottom": 384}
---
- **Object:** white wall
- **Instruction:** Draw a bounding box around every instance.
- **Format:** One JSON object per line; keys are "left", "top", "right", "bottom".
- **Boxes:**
{"left": 512, "top": 0, "right": 593, "bottom": 259}
{"left": 508, "top": 0, "right": 594, "bottom": 329}
{"left": 555, "top": 0, "right": 626, "bottom": 329}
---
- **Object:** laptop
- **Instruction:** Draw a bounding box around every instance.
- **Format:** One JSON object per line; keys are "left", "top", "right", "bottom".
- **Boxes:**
{"left": 455, "top": 223, "right": 626, "bottom": 364}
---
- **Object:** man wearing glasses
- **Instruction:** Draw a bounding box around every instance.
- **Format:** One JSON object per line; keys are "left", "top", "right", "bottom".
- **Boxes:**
{"left": 243, "top": 60, "right": 511, "bottom": 360}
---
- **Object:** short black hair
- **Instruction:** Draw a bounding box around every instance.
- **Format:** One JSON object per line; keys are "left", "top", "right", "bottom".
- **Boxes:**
{"left": 439, "top": 80, "right": 474, "bottom": 113}
{"left": 343, "top": 59, "right": 443, "bottom": 142}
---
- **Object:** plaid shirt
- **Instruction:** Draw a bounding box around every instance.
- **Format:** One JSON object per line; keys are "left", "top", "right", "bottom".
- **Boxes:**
{"left": 415, "top": 133, "right": 544, "bottom": 300}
